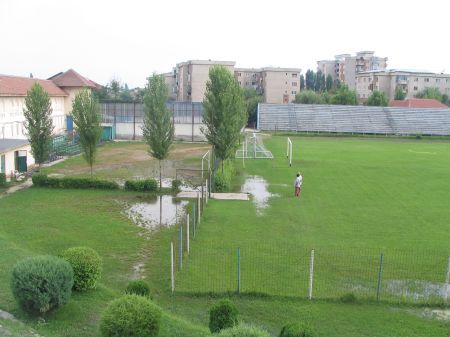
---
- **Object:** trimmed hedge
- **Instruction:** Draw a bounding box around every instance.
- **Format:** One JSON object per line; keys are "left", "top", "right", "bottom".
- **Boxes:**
{"left": 124, "top": 179, "right": 158, "bottom": 192}
{"left": 0, "top": 173, "right": 6, "bottom": 186}
{"left": 11, "top": 255, "right": 74, "bottom": 314}
{"left": 100, "top": 295, "right": 162, "bottom": 337}
{"left": 32, "top": 174, "right": 119, "bottom": 190}
{"left": 209, "top": 299, "right": 239, "bottom": 333}
{"left": 126, "top": 280, "right": 151, "bottom": 298}
{"left": 279, "top": 323, "right": 315, "bottom": 337}
{"left": 61, "top": 247, "right": 102, "bottom": 291}
{"left": 218, "top": 324, "right": 270, "bottom": 337}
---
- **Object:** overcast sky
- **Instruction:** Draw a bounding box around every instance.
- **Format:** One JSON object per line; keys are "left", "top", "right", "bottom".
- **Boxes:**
{"left": 1, "top": 0, "right": 448, "bottom": 88}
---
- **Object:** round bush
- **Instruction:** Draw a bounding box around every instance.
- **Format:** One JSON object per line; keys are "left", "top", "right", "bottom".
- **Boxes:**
{"left": 100, "top": 294, "right": 162, "bottom": 337}
{"left": 61, "top": 247, "right": 102, "bottom": 291}
{"left": 339, "top": 292, "right": 357, "bottom": 303}
{"left": 11, "top": 255, "right": 74, "bottom": 314}
{"left": 126, "top": 280, "right": 151, "bottom": 298}
{"left": 217, "top": 324, "right": 270, "bottom": 337}
{"left": 209, "top": 299, "right": 239, "bottom": 333}
{"left": 279, "top": 323, "right": 315, "bottom": 337}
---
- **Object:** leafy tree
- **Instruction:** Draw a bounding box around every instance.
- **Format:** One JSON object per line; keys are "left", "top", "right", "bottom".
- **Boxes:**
{"left": 314, "top": 70, "right": 325, "bottom": 92}
{"left": 294, "top": 90, "right": 324, "bottom": 104}
{"left": 71, "top": 89, "right": 103, "bottom": 177}
{"left": 119, "top": 83, "right": 133, "bottom": 102}
{"left": 305, "top": 70, "right": 315, "bottom": 91}
{"left": 23, "top": 83, "right": 54, "bottom": 169}
{"left": 109, "top": 79, "right": 121, "bottom": 101}
{"left": 331, "top": 85, "right": 358, "bottom": 105}
{"left": 394, "top": 87, "right": 406, "bottom": 100}
{"left": 142, "top": 74, "right": 174, "bottom": 189}
{"left": 243, "top": 88, "right": 263, "bottom": 128}
{"left": 326, "top": 75, "right": 333, "bottom": 91}
{"left": 367, "top": 90, "right": 389, "bottom": 106}
{"left": 202, "top": 65, "right": 246, "bottom": 173}
{"left": 415, "top": 87, "right": 442, "bottom": 100}
{"left": 300, "top": 74, "right": 305, "bottom": 90}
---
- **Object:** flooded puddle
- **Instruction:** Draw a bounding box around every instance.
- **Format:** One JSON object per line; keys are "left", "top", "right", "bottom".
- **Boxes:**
{"left": 385, "top": 279, "right": 450, "bottom": 301}
{"left": 241, "top": 176, "right": 278, "bottom": 215}
{"left": 125, "top": 195, "right": 189, "bottom": 230}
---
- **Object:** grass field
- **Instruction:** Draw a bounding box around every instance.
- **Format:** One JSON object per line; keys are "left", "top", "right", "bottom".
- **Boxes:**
{"left": 0, "top": 137, "right": 449, "bottom": 337}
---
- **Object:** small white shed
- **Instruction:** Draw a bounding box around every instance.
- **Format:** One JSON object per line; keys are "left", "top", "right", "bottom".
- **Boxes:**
{"left": 0, "top": 139, "right": 35, "bottom": 180}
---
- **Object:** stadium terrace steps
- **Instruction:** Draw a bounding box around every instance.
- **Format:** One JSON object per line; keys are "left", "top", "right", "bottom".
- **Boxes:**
{"left": 258, "top": 104, "right": 450, "bottom": 136}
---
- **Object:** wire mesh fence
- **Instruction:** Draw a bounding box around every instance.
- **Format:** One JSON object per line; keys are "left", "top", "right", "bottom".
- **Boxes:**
{"left": 99, "top": 101, "right": 205, "bottom": 141}
{"left": 169, "top": 233, "right": 450, "bottom": 305}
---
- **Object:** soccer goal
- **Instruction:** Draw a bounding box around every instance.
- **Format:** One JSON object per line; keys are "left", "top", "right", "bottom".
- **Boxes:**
{"left": 235, "top": 132, "right": 273, "bottom": 159}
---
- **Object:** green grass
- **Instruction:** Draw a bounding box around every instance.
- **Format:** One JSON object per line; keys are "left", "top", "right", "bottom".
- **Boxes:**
{"left": 0, "top": 136, "right": 449, "bottom": 336}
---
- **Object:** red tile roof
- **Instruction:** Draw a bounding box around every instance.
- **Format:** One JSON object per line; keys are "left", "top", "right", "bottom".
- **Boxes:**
{"left": 390, "top": 98, "right": 448, "bottom": 108}
{"left": 0, "top": 75, "right": 67, "bottom": 97}
{"left": 49, "top": 69, "right": 97, "bottom": 88}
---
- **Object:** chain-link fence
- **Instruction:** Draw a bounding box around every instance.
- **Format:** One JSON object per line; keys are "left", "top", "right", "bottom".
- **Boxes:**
{"left": 99, "top": 101, "right": 205, "bottom": 141}
{"left": 169, "top": 232, "right": 450, "bottom": 305}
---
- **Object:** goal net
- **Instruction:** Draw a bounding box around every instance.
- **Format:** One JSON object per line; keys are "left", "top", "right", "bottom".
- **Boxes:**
{"left": 235, "top": 132, "right": 274, "bottom": 159}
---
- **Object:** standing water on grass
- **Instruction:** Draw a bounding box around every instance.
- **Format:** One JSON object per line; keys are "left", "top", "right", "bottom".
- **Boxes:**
{"left": 241, "top": 176, "right": 278, "bottom": 215}
{"left": 125, "top": 195, "right": 189, "bottom": 230}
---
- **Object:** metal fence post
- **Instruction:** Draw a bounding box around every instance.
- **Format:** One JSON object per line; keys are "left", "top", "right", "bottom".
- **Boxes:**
{"left": 376, "top": 252, "right": 384, "bottom": 301}
{"left": 237, "top": 247, "right": 241, "bottom": 294}
{"left": 201, "top": 185, "right": 204, "bottom": 210}
{"left": 179, "top": 225, "right": 183, "bottom": 270}
{"left": 308, "top": 249, "right": 315, "bottom": 300}
{"left": 170, "top": 242, "right": 174, "bottom": 293}
{"left": 192, "top": 203, "right": 196, "bottom": 237}
{"left": 197, "top": 193, "right": 201, "bottom": 225}
{"left": 186, "top": 214, "right": 190, "bottom": 254}
{"left": 445, "top": 256, "right": 450, "bottom": 303}
{"left": 205, "top": 179, "right": 208, "bottom": 204}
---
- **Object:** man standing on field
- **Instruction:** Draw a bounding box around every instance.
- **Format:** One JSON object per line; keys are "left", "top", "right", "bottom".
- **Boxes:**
{"left": 294, "top": 172, "right": 303, "bottom": 197}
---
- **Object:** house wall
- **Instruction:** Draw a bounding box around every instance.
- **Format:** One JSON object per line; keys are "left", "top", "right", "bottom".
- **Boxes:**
{"left": 0, "top": 96, "right": 66, "bottom": 139}
{"left": 0, "top": 144, "right": 35, "bottom": 179}
{"left": 262, "top": 69, "right": 301, "bottom": 103}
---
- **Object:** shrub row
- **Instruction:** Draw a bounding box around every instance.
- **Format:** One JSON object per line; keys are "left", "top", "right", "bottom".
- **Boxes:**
{"left": 32, "top": 174, "right": 119, "bottom": 190}
{"left": 124, "top": 179, "right": 158, "bottom": 192}
{"left": 0, "top": 173, "right": 6, "bottom": 186}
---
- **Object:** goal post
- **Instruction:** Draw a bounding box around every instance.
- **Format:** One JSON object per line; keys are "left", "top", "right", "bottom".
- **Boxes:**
{"left": 287, "top": 137, "right": 292, "bottom": 166}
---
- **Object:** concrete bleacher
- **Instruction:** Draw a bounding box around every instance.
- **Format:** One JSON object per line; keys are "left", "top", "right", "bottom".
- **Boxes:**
{"left": 257, "top": 103, "right": 450, "bottom": 136}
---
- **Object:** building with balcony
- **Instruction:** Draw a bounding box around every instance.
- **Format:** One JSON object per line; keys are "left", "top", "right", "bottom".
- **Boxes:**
{"left": 355, "top": 69, "right": 450, "bottom": 102}
{"left": 317, "top": 51, "right": 388, "bottom": 90}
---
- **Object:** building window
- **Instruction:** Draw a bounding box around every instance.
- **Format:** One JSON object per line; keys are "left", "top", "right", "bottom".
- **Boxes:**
{"left": 238, "top": 81, "right": 241, "bottom": 85}
{"left": 414, "top": 77, "right": 418, "bottom": 82}
{"left": 237, "top": 72, "right": 241, "bottom": 77}
{"left": 251, "top": 82, "right": 255, "bottom": 85}
{"left": 291, "top": 91, "right": 297, "bottom": 95}
{"left": 424, "top": 78, "right": 430, "bottom": 82}
{"left": 414, "top": 86, "right": 418, "bottom": 91}
{"left": 292, "top": 82, "right": 297, "bottom": 86}
{"left": 245, "top": 82, "right": 249, "bottom": 85}
{"left": 436, "top": 79, "right": 440, "bottom": 83}
{"left": 292, "top": 73, "right": 298, "bottom": 78}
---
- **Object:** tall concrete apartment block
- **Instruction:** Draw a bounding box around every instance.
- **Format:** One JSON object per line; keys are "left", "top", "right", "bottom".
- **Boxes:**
{"left": 165, "top": 60, "right": 301, "bottom": 104}
{"left": 356, "top": 69, "right": 450, "bottom": 101}
{"left": 317, "top": 51, "right": 388, "bottom": 89}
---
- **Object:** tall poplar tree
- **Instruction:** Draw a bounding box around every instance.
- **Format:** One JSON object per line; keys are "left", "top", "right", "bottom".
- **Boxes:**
{"left": 23, "top": 83, "right": 54, "bottom": 170}
{"left": 142, "top": 74, "right": 174, "bottom": 189}
{"left": 71, "top": 89, "right": 103, "bottom": 177}
{"left": 202, "top": 65, "right": 246, "bottom": 173}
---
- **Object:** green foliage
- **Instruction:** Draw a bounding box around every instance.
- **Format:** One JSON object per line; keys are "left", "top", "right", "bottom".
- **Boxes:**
{"left": 394, "top": 87, "right": 406, "bottom": 100}
{"left": 366, "top": 90, "right": 388, "bottom": 106}
{"left": 71, "top": 89, "right": 103, "bottom": 177}
{"left": 124, "top": 179, "right": 158, "bottom": 192}
{"left": 300, "top": 74, "right": 305, "bottom": 90}
{"left": 23, "top": 83, "right": 54, "bottom": 167}
{"left": 126, "top": 280, "right": 151, "bottom": 298}
{"left": 209, "top": 299, "right": 239, "bottom": 333}
{"left": 217, "top": 324, "right": 270, "bottom": 337}
{"left": 0, "top": 173, "right": 6, "bottom": 187}
{"left": 171, "top": 179, "right": 182, "bottom": 192}
{"left": 243, "top": 88, "right": 263, "bottom": 127}
{"left": 305, "top": 70, "right": 315, "bottom": 91}
{"left": 100, "top": 294, "right": 162, "bottom": 337}
{"left": 279, "top": 323, "right": 315, "bottom": 337}
{"left": 331, "top": 85, "right": 358, "bottom": 105}
{"left": 340, "top": 293, "right": 357, "bottom": 303}
{"left": 61, "top": 247, "right": 102, "bottom": 291}
{"left": 214, "top": 160, "right": 235, "bottom": 192}
{"left": 32, "top": 173, "right": 119, "bottom": 190}
{"left": 294, "top": 90, "right": 325, "bottom": 104}
{"left": 11, "top": 255, "right": 73, "bottom": 314}
{"left": 326, "top": 75, "right": 333, "bottom": 91}
{"left": 415, "top": 87, "right": 449, "bottom": 105}
{"left": 202, "top": 66, "right": 246, "bottom": 169}
{"left": 314, "top": 70, "right": 325, "bottom": 92}
{"left": 142, "top": 73, "right": 174, "bottom": 189}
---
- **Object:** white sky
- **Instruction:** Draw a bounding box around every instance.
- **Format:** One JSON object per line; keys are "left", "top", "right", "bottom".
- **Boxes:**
{"left": 1, "top": 0, "right": 449, "bottom": 88}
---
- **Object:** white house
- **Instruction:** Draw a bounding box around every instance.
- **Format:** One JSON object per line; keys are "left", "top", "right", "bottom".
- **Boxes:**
{"left": 0, "top": 69, "right": 98, "bottom": 177}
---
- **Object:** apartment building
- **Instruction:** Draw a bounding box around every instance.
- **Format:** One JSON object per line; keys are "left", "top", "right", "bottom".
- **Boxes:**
{"left": 168, "top": 60, "right": 301, "bottom": 104}
{"left": 355, "top": 69, "right": 450, "bottom": 102}
{"left": 317, "top": 51, "right": 388, "bottom": 89}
